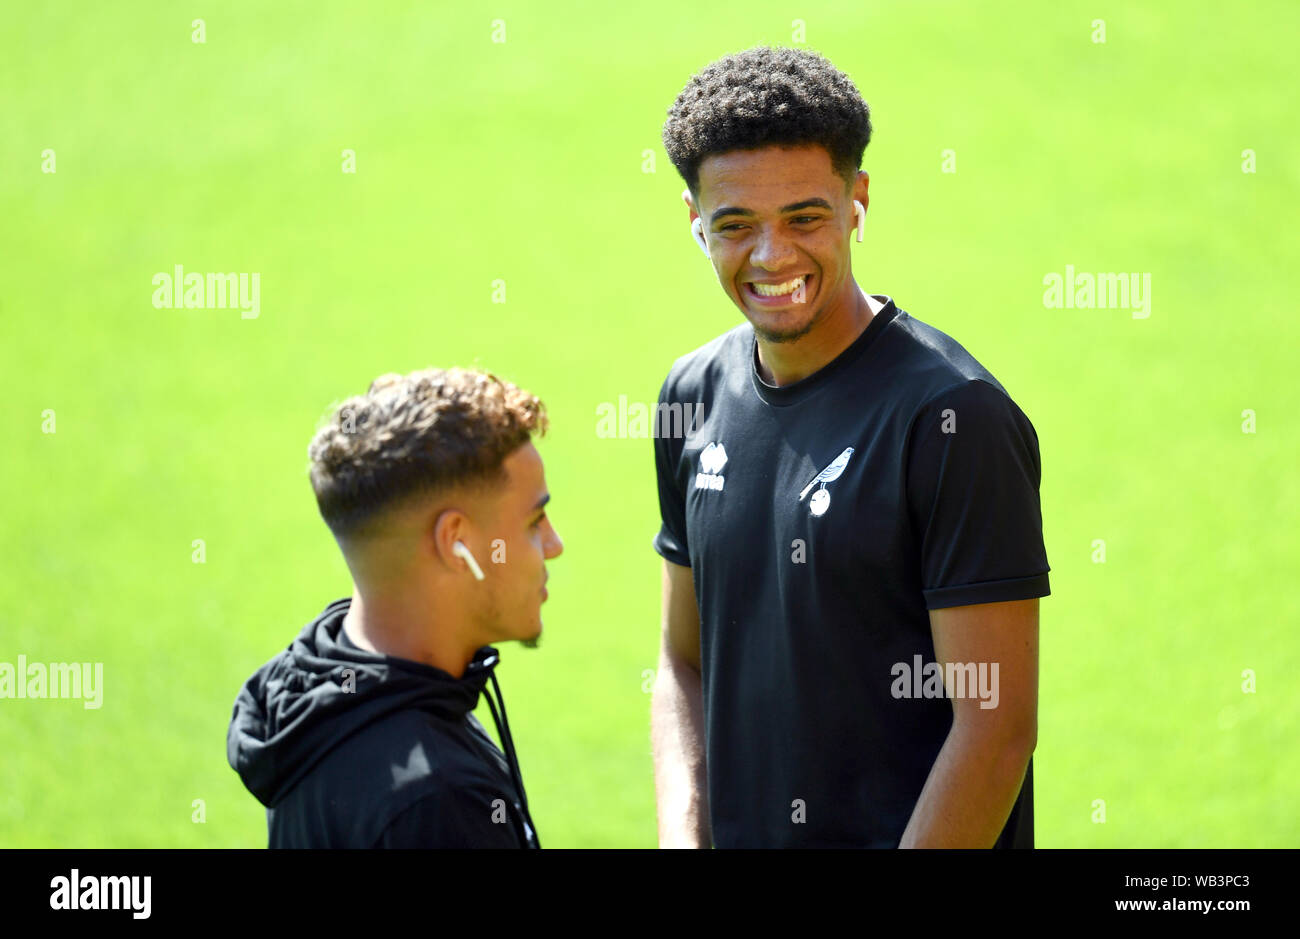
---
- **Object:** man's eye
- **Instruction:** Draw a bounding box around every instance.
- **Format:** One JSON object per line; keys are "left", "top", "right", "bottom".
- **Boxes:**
{"left": 719, "top": 223, "right": 746, "bottom": 232}
{"left": 792, "top": 216, "right": 820, "bottom": 224}
{"left": 532, "top": 514, "right": 546, "bottom": 528}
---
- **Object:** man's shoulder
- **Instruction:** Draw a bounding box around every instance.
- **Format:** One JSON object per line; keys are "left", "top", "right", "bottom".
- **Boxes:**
{"left": 268, "top": 710, "right": 502, "bottom": 847}
{"left": 316, "top": 708, "right": 494, "bottom": 792}
{"left": 654, "top": 304, "right": 1024, "bottom": 413}
{"left": 332, "top": 712, "right": 524, "bottom": 848}
{"left": 658, "top": 322, "right": 752, "bottom": 401}
{"left": 883, "top": 306, "right": 1017, "bottom": 410}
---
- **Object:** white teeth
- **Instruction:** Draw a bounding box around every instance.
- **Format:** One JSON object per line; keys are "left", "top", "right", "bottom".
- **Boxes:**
{"left": 751, "top": 275, "right": 806, "bottom": 297}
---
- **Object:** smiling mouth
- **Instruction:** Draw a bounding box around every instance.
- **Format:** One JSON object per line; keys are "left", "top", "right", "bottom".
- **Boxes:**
{"left": 745, "top": 274, "right": 811, "bottom": 299}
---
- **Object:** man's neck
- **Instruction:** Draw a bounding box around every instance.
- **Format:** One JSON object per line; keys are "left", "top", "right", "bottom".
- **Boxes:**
{"left": 342, "top": 589, "right": 479, "bottom": 679}
{"left": 756, "top": 284, "right": 878, "bottom": 387}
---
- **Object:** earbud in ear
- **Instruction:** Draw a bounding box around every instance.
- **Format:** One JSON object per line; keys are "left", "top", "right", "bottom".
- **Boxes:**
{"left": 691, "top": 217, "right": 710, "bottom": 258}
{"left": 852, "top": 200, "right": 865, "bottom": 243}
{"left": 452, "top": 540, "right": 486, "bottom": 581}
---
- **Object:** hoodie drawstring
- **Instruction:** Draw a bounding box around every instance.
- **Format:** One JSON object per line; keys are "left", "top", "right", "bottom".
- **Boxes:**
{"left": 481, "top": 671, "right": 540, "bottom": 848}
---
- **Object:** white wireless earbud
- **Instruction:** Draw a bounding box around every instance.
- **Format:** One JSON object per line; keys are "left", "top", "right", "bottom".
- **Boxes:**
{"left": 852, "top": 200, "right": 865, "bottom": 242}
{"left": 691, "top": 217, "right": 710, "bottom": 258}
{"left": 452, "top": 540, "right": 485, "bottom": 581}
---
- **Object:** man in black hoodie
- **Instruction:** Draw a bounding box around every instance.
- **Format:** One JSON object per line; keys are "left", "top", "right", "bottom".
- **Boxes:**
{"left": 227, "top": 367, "right": 561, "bottom": 848}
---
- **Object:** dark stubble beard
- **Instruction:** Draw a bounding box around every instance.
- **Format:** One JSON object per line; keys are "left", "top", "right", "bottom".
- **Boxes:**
{"left": 754, "top": 318, "right": 816, "bottom": 344}
{"left": 752, "top": 300, "right": 825, "bottom": 345}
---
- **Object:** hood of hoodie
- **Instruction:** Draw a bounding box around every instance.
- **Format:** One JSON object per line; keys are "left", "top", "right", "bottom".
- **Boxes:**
{"left": 227, "top": 599, "right": 512, "bottom": 810}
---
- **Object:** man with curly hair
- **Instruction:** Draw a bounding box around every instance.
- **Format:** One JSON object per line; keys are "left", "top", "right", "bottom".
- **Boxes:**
{"left": 228, "top": 367, "right": 561, "bottom": 848}
{"left": 651, "top": 47, "right": 1050, "bottom": 848}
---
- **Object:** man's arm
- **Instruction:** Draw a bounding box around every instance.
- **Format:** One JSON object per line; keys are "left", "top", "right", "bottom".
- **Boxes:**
{"left": 898, "top": 597, "right": 1038, "bottom": 848}
{"left": 650, "top": 558, "right": 710, "bottom": 848}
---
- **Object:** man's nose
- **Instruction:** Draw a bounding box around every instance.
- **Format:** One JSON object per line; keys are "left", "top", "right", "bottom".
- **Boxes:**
{"left": 544, "top": 524, "right": 563, "bottom": 559}
{"left": 750, "top": 225, "right": 797, "bottom": 268}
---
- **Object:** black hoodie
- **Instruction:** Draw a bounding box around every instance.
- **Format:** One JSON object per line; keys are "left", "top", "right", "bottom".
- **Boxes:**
{"left": 227, "top": 598, "right": 539, "bottom": 848}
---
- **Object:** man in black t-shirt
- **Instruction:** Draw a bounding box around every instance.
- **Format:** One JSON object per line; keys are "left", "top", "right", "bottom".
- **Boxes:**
{"left": 650, "top": 47, "right": 1050, "bottom": 848}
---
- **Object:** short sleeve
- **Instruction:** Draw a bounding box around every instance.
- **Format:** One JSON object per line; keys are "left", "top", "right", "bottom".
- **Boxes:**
{"left": 906, "top": 379, "right": 1050, "bottom": 610}
{"left": 652, "top": 374, "right": 691, "bottom": 566}
{"left": 372, "top": 784, "right": 526, "bottom": 849}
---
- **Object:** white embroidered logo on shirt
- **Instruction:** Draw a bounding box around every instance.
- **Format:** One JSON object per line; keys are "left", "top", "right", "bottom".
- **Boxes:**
{"left": 695, "top": 442, "right": 727, "bottom": 491}
{"left": 798, "top": 447, "right": 854, "bottom": 516}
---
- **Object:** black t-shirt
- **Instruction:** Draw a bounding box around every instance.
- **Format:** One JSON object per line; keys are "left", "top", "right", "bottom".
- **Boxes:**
{"left": 652, "top": 296, "right": 1050, "bottom": 848}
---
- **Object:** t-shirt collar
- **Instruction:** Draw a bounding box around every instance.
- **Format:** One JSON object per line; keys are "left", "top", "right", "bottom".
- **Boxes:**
{"left": 750, "top": 294, "right": 898, "bottom": 407}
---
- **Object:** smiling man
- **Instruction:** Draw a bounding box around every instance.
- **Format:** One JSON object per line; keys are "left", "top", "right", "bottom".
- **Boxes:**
{"left": 228, "top": 367, "right": 561, "bottom": 848}
{"left": 650, "top": 47, "right": 1050, "bottom": 848}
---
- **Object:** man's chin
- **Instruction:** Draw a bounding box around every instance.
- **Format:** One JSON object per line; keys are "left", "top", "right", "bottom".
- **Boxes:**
{"left": 754, "top": 323, "right": 815, "bottom": 344}
{"left": 745, "top": 308, "right": 820, "bottom": 345}
{"left": 519, "top": 622, "right": 543, "bottom": 649}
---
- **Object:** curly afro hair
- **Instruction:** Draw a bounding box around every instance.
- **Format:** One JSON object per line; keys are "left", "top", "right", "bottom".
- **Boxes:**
{"left": 662, "top": 46, "right": 872, "bottom": 198}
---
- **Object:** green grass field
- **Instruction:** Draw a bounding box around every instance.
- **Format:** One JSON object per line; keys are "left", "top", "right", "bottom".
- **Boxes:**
{"left": 2, "top": 0, "right": 1296, "bottom": 848}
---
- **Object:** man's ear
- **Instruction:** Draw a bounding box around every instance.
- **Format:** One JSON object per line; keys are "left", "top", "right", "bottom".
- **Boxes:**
{"left": 432, "top": 508, "right": 469, "bottom": 574}
{"left": 853, "top": 171, "right": 869, "bottom": 214}
{"left": 682, "top": 188, "right": 698, "bottom": 223}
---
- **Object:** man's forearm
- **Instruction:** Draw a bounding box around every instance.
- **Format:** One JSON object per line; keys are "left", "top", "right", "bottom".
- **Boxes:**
{"left": 898, "top": 726, "right": 1034, "bottom": 848}
{"left": 650, "top": 652, "right": 710, "bottom": 848}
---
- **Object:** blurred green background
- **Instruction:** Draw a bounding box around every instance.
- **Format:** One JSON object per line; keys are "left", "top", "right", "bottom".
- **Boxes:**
{"left": 2, "top": 0, "right": 1296, "bottom": 847}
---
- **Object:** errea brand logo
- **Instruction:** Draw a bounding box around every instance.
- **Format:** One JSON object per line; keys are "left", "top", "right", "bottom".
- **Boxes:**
{"left": 694, "top": 442, "right": 727, "bottom": 491}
